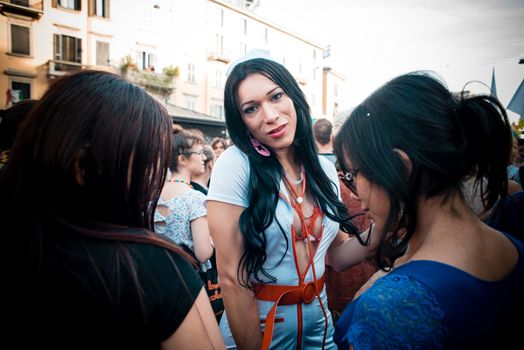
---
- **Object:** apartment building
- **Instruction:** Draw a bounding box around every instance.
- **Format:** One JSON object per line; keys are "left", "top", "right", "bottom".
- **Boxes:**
{"left": 0, "top": 0, "right": 344, "bottom": 137}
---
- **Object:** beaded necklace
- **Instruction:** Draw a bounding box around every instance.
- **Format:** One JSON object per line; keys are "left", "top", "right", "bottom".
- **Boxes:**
{"left": 171, "top": 179, "right": 193, "bottom": 189}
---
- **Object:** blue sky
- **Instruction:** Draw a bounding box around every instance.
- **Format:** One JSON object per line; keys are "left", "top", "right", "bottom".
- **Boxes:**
{"left": 255, "top": 0, "right": 524, "bottom": 122}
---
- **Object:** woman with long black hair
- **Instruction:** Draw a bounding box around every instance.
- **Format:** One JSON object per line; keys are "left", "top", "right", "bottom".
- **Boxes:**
{"left": 207, "top": 57, "right": 372, "bottom": 350}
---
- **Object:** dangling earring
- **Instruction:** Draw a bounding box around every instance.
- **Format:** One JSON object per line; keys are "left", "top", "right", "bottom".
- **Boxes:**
{"left": 249, "top": 135, "right": 270, "bottom": 157}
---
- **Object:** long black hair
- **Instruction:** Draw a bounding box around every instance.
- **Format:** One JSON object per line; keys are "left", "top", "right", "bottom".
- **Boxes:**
{"left": 224, "top": 58, "right": 357, "bottom": 286}
{"left": 334, "top": 71, "right": 511, "bottom": 270}
{"left": 0, "top": 70, "right": 194, "bottom": 302}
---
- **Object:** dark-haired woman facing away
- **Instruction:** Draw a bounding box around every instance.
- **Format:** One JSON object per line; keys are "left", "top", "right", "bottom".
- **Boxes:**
{"left": 207, "top": 57, "right": 373, "bottom": 350}
{"left": 333, "top": 72, "right": 524, "bottom": 349}
{"left": 0, "top": 70, "right": 225, "bottom": 349}
{"left": 0, "top": 99, "right": 38, "bottom": 173}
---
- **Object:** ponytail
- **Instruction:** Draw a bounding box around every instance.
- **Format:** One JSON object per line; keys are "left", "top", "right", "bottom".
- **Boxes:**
{"left": 456, "top": 94, "right": 511, "bottom": 210}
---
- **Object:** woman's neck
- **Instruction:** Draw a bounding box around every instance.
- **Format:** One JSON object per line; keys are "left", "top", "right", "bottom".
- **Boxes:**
{"left": 399, "top": 193, "right": 484, "bottom": 262}
{"left": 191, "top": 173, "right": 210, "bottom": 188}
{"left": 275, "top": 148, "right": 301, "bottom": 180}
{"left": 170, "top": 170, "right": 190, "bottom": 183}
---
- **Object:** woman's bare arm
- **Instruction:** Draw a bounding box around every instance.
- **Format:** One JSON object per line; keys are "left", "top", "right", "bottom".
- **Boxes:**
{"left": 161, "top": 288, "right": 225, "bottom": 349}
{"left": 326, "top": 226, "right": 376, "bottom": 272}
{"left": 207, "top": 200, "right": 261, "bottom": 350}
{"left": 191, "top": 217, "right": 214, "bottom": 263}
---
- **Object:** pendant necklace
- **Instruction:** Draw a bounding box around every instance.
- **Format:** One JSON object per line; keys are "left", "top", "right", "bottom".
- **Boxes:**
{"left": 284, "top": 168, "right": 306, "bottom": 204}
{"left": 285, "top": 166, "right": 305, "bottom": 186}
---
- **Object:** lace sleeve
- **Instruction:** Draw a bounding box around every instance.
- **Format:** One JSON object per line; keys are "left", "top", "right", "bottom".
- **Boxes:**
{"left": 346, "top": 274, "right": 449, "bottom": 350}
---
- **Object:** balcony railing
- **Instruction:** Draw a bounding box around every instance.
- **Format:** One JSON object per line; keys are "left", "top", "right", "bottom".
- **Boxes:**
{"left": 126, "top": 70, "right": 176, "bottom": 95}
{"left": 207, "top": 49, "right": 232, "bottom": 64}
{"left": 47, "top": 59, "right": 85, "bottom": 78}
{"left": 0, "top": 0, "right": 43, "bottom": 19}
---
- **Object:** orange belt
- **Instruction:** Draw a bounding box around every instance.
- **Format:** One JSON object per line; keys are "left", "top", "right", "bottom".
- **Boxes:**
{"left": 254, "top": 276, "right": 325, "bottom": 350}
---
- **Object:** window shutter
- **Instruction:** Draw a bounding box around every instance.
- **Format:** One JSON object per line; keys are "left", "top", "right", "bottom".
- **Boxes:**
{"left": 75, "top": 37, "right": 82, "bottom": 63}
{"left": 136, "top": 51, "right": 143, "bottom": 70}
{"left": 53, "top": 34, "right": 61, "bottom": 61}
{"left": 96, "top": 41, "right": 109, "bottom": 66}
{"left": 11, "top": 25, "right": 30, "bottom": 55}
{"left": 88, "top": 0, "right": 94, "bottom": 16}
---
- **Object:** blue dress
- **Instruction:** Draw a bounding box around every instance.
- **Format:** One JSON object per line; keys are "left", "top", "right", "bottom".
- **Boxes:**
{"left": 334, "top": 234, "right": 524, "bottom": 349}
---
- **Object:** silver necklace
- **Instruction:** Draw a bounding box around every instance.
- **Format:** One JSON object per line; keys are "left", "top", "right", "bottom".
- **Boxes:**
{"left": 285, "top": 166, "right": 304, "bottom": 185}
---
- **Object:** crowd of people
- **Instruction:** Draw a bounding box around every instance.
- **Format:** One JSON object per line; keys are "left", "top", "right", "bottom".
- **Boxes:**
{"left": 1, "top": 54, "right": 523, "bottom": 350}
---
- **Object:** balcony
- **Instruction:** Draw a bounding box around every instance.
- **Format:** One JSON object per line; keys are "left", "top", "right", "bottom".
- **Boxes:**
{"left": 296, "top": 75, "right": 308, "bottom": 85}
{"left": 47, "top": 59, "right": 85, "bottom": 78}
{"left": 126, "top": 70, "right": 176, "bottom": 96}
{"left": 0, "top": 0, "right": 43, "bottom": 19}
{"left": 207, "top": 49, "right": 232, "bottom": 64}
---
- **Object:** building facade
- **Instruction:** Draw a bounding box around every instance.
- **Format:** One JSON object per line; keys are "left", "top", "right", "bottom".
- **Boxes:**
{"left": 1, "top": 0, "right": 344, "bottom": 134}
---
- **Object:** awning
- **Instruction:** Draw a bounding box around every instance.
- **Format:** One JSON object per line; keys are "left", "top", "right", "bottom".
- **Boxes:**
{"left": 164, "top": 103, "right": 226, "bottom": 127}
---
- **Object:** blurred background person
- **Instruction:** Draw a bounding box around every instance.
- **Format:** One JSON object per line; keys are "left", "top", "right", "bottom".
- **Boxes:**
{"left": 313, "top": 118, "right": 337, "bottom": 165}
{"left": 0, "top": 99, "right": 37, "bottom": 173}
{"left": 211, "top": 137, "right": 228, "bottom": 158}
{"left": 155, "top": 129, "right": 223, "bottom": 321}
{"left": 191, "top": 144, "right": 216, "bottom": 194}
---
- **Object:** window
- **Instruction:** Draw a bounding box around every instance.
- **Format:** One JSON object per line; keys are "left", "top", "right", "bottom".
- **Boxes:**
{"left": 57, "top": 0, "right": 81, "bottom": 11}
{"left": 333, "top": 102, "right": 339, "bottom": 117}
{"left": 242, "top": 19, "right": 247, "bottom": 35}
{"left": 185, "top": 96, "right": 196, "bottom": 111}
{"left": 11, "top": 24, "right": 30, "bottom": 56}
{"left": 219, "top": 9, "right": 224, "bottom": 27}
{"left": 214, "top": 69, "right": 223, "bottom": 89}
{"left": 216, "top": 34, "right": 224, "bottom": 56}
{"left": 187, "top": 63, "right": 195, "bottom": 83}
{"left": 96, "top": 41, "right": 109, "bottom": 66}
{"left": 53, "top": 34, "right": 82, "bottom": 64}
{"left": 10, "top": 80, "right": 31, "bottom": 102}
{"left": 89, "top": 0, "right": 109, "bottom": 18}
{"left": 12, "top": 0, "right": 30, "bottom": 7}
{"left": 141, "top": 10, "right": 152, "bottom": 31}
{"left": 210, "top": 102, "right": 224, "bottom": 119}
{"left": 137, "top": 50, "right": 155, "bottom": 70}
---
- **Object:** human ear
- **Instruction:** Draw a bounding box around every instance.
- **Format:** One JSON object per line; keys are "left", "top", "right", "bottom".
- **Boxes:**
{"left": 177, "top": 153, "right": 186, "bottom": 163}
{"left": 393, "top": 148, "right": 412, "bottom": 176}
{"left": 73, "top": 147, "right": 88, "bottom": 186}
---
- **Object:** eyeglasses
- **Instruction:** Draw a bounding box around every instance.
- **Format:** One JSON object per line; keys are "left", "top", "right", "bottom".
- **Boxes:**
{"left": 185, "top": 149, "right": 204, "bottom": 156}
{"left": 338, "top": 169, "right": 359, "bottom": 195}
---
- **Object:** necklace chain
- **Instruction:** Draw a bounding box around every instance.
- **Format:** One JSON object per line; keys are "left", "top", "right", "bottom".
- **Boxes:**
{"left": 172, "top": 179, "right": 193, "bottom": 189}
{"left": 285, "top": 166, "right": 305, "bottom": 185}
